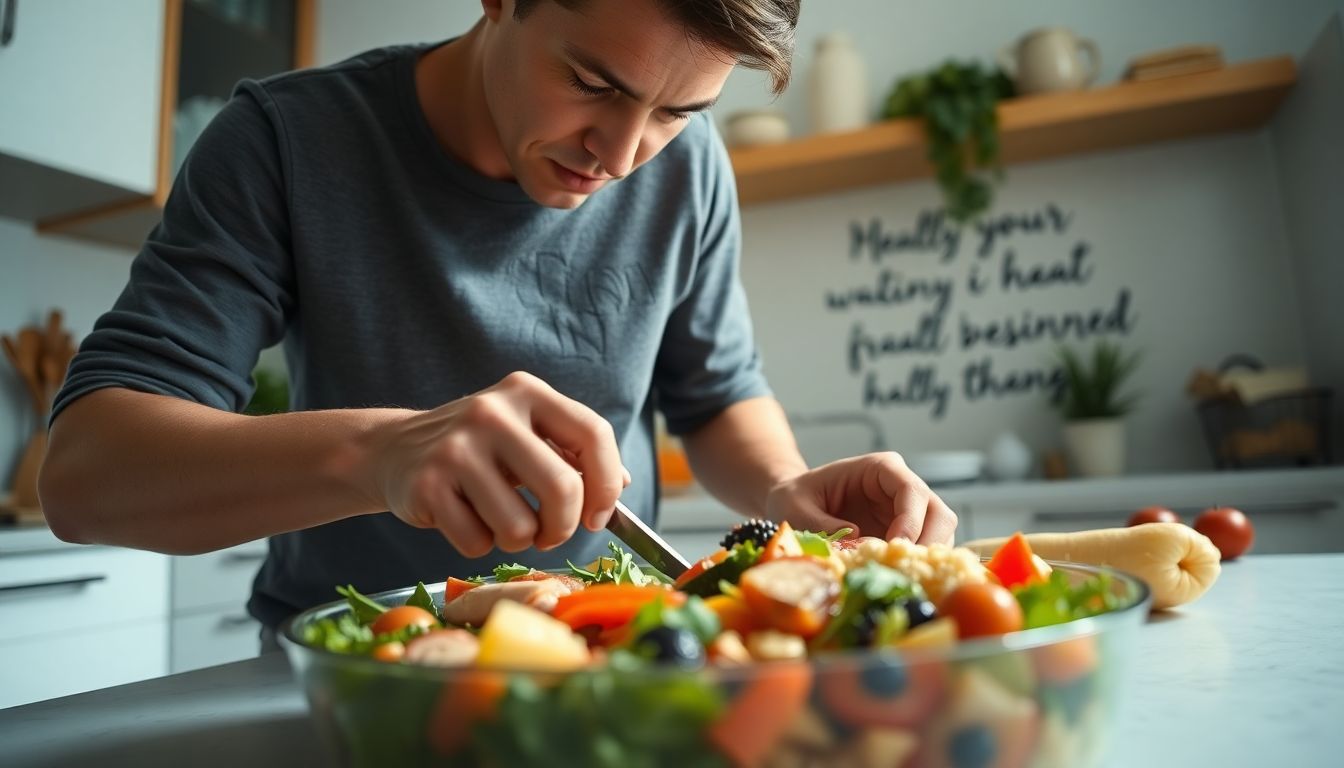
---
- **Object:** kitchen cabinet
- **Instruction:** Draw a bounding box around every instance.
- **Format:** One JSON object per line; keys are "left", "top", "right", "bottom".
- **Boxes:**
{"left": 0, "top": 0, "right": 164, "bottom": 222}
{"left": 6, "top": 0, "right": 315, "bottom": 249}
{"left": 0, "top": 538, "right": 170, "bottom": 709}
{"left": 169, "top": 541, "right": 267, "bottom": 673}
{"left": 730, "top": 56, "right": 1296, "bottom": 205}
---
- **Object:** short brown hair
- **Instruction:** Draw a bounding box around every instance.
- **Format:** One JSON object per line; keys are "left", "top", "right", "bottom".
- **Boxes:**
{"left": 513, "top": 0, "right": 800, "bottom": 94}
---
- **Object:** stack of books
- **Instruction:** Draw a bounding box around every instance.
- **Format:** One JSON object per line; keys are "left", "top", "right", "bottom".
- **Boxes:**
{"left": 1124, "top": 45, "right": 1225, "bottom": 81}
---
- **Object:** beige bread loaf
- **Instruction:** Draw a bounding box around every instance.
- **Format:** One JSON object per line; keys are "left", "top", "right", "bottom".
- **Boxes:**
{"left": 965, "top": 523, "right": 1221, "bottom": 610}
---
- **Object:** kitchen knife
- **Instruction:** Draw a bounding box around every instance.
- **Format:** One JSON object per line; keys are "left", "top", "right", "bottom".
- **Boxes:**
{"left": 605, "top": 499, "right": 691, "bottom": 579}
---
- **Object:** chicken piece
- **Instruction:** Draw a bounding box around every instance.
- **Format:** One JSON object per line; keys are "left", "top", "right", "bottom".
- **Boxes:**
{"left": 442, "top": 577, "right": 574, "bottom": 625}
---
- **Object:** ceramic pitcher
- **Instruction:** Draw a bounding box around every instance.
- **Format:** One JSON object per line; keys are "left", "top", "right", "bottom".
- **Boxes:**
{"left": 999, "top": 27, "right": 1099, "bottom": 95}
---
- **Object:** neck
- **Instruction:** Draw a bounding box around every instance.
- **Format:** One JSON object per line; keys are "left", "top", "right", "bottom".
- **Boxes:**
{"left": 415, "top": 21, "right": 513, "bottom": 180}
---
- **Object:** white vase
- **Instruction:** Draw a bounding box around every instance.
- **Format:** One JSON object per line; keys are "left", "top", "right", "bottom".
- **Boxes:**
{"left": 1062, "top": 418, "right": 1127, "bottom": 478}
{"left": 808, "top": 32, "right": 868, "bottom": 135}
{"left": 987, "top": 431, "right": 1034, "bottom": 481}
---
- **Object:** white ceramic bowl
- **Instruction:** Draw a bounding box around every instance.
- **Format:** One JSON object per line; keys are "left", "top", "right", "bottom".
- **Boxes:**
{"left": 905, "top": 450, "right": 986, "bottom": 485}
{"left": 724, "top": 109, "right": 791, "bottom": 147}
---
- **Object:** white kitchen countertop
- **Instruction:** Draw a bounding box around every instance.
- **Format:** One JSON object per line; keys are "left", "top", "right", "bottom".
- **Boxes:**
{"left": 0, "top": 554, "right": 1340, "bottom": 766}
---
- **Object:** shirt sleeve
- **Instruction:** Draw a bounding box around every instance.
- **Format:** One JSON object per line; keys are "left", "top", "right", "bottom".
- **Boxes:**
{"left": 51, "top": 82, "right": 296, "bottom": 423}
{"left": 653, "top": 116, "right": 772, "bottom": 436}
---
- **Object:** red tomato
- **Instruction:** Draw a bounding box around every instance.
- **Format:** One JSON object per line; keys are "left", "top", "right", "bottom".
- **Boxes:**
{"left": 370, "top": 605, "right": 439, "bottom": 635}
{"left": 939, "top": 582, "right": 1023, "bottom": 639}
{"left": 1128, "top": 506, "right": 1180, "bottom": 526}
{"left": 371, "top": 641, "right": 406, "bottom": 662}
{"left": 1194, "top": 507, "right": 1254, "bottom": 560}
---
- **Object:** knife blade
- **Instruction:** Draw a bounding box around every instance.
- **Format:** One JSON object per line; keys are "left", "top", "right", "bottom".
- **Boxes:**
{"left": 605, "top": 499, "right": 691, "bottom": 578}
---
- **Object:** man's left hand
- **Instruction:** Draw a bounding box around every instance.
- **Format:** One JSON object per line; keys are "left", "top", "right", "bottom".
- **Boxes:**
{"left": 764, "top": 452, "right": 958, "bottom": 545}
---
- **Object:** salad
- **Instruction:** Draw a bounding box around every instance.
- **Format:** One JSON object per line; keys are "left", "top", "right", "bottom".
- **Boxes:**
{"left": 296, "top": 520, "right": 1138, "bottom": 768}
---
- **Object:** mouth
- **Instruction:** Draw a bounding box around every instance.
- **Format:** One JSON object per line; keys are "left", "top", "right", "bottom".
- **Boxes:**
{"left": 548, "top": 160, "right": 608, "bottom": 195}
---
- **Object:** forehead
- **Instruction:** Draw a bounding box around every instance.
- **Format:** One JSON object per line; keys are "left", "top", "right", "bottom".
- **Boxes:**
{"left": 535, "top": 0, "right": 736, "bottom": 86}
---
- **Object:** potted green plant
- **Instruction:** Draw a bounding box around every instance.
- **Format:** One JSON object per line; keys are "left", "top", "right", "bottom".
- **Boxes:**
{"left": 882, "top": 60, "right": 1015, "bottom": 223}
{"left": 1054, "top": 341, "right": 1142, "bottom": 477}
{"left": 245, "top": 367, "right": 289, "bottom": 415}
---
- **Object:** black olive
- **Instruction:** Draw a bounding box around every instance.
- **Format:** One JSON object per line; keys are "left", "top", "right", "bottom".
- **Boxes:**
{"left": 902, "top": 598, "right": 938, "bottom": 629}
{"left": 635, "top": 626, "right": 705, "bottom": 666}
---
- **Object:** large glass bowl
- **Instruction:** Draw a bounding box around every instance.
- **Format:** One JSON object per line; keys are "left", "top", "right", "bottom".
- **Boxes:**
{"left": 279, "top": 562, "right": 1151, "bottom": 768}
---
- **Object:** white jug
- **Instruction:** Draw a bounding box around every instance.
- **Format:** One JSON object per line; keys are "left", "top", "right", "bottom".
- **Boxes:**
{"left": 999, "top": 27, "right": 1099, "bottom": 95}
{"left": 808, "top": 32, "right": 868, "bottom": 134}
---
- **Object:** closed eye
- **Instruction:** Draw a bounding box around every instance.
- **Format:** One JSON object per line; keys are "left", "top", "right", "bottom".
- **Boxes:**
{"left": 569, "top": 72, "right": 613, "bottom": 97}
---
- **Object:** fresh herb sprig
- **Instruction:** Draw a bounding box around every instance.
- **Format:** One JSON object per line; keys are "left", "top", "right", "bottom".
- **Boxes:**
{"left": 567, "top": 541, "right": 672, "bottom": 587}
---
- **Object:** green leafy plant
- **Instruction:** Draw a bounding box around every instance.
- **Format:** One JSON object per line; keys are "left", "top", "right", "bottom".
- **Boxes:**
{"left": 882, "top": 60, "right": 1015, "bottom": 223}
{"left": 1054, "top": 341, "right": 1143, "bottom": 420}
{"left": 244, "top": 367, "right": 289, "bottom": 415}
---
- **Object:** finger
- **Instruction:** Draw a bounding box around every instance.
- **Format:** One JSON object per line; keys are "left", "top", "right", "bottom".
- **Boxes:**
{"left": 456, "top": 456, "right": 539, "bottom": 553}
{"left": 916, "top": 495, "right": 959, "bottom": 546}
{"left": 528, "top": 393, "right": 624, "bottom": 531}
{"left": 431, "top": 483, "right": 496, "bottom": 559}
{"left": 495, "top": 431, "right": 584, "bottom": 551}
{"left": 872, "top": 458, "right": 930, "bottom": 542}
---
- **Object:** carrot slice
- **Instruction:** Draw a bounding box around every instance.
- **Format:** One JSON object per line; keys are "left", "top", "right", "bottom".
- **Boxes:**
{"left": 708, "top": 662, "right": 813, "bottom": 767}
{"left": 550, "top": 584, "right": 684, "bottom": 631}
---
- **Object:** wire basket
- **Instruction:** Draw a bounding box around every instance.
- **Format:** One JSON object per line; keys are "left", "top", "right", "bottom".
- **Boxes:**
{"left": 1197, "top": 387, "right": 1334, "bottom": 469}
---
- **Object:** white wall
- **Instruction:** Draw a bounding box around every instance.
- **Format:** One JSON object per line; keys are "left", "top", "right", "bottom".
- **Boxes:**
{"left": 0, "top": 219, "right": 134, "bottom": 488}
{"left": 1272, "top": 14, "right": 1344, "bottom": 463}
{"left": 316, "top": 0, "right": 1341, "bottom": 474}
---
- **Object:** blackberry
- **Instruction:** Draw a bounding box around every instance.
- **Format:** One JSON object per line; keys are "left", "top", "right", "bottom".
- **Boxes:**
{"left": 720, "top": 518, "right": 779, "bottom": 549}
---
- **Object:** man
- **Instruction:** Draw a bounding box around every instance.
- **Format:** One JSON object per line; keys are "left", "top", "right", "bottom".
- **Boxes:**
{"left": 40, "top": 0, "right": 957, "bottom": 636}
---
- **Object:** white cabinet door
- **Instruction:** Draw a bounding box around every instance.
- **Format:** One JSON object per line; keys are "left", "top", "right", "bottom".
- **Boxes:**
{"left": 0, "top": 545, "right": 170, "bottom": 709}
{"left": 0, "top": 622, "right": 168, "bottom": 709}
{"left": 0, "top": 546, "right": 170, "bottom": 643}
{"left": 0, "top": 0, "right": 163, "bottom": 202}
{"left": 170, "top": 607, "right": 261, "bottom": 674}
{"left": 171, "top": 542, "right": 267, "bottom": 614}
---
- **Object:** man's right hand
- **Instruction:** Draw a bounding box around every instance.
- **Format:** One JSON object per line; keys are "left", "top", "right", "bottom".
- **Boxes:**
{"left": 369, "top": 371, "right": 628, "bottom": 558}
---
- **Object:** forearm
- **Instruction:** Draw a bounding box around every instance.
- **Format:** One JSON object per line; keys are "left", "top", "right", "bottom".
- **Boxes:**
{"left": 680, "top": 397, "right": 808, "bottom": 518}
{"left": 40, "top": 388, "right": 403, "bottom": 554}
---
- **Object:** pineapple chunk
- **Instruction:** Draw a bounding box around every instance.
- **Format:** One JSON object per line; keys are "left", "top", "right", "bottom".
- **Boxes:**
{"left": 476, "top": 599, "right": 590, "bottom": 671}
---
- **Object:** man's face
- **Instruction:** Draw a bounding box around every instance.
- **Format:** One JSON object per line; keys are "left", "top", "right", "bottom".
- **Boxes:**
{"left": 480, "top": 0, "right": 735, "bottom": 208}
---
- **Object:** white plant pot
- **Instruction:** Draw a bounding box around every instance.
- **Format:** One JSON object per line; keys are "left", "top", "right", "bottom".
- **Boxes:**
{"left": 1062, "top": 418, "right": 1127, "bottom": 478}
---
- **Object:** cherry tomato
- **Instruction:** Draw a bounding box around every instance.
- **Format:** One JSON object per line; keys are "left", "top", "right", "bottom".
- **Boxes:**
{"left": 372, "top": 641, "right": 406, "bottom": 662}
{"left": 939, "top": 582, "right": 1023, "bottom": 639}
{"left": 1128, "top": 506, "right": 1180, "bottom": 526}
{"left": 370, "top": 605, "right": 439, "bottom": 635}
{"left": 1194, "top": 507, "right": 1254, "bottom": 560}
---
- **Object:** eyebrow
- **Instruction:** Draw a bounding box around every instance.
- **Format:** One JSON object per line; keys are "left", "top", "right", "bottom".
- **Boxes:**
{"left": 564, "top": 44, "right": 720, "bottom": 114}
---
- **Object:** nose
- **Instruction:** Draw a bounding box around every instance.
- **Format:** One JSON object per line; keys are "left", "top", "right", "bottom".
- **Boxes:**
{"left": 584, "top": 106, "right": 645, "bottom": 179}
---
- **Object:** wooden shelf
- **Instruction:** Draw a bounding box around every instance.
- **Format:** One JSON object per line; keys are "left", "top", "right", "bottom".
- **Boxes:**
{"left": 730, "top": 55, "right": 1298, "bottom": 205}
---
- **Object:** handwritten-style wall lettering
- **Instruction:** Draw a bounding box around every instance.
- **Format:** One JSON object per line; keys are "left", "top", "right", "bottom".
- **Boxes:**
{"left": 824, "top": 204, "right": 1137, "bottom": 420}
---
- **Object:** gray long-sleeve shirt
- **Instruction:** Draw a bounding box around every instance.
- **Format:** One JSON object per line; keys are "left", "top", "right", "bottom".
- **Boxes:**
{"left": 51, "top": 43, "right": 770, "bottom": 628}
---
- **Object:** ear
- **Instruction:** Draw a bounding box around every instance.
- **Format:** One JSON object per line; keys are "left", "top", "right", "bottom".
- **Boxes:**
{"left": 481, "top": 0, "right": 505, "bottom": 23}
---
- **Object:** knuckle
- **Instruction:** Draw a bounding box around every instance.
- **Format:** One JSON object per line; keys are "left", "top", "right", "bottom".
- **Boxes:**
{"left": 457, "top": 534, "right": 494, "bottom": 559}
{"left": 460, "top": 394, "right": 513, "bottom": 430}
{"left": 434, "top": 435, "right": 474, "bottom": 468}
{"left": 501, "top": 370, "right": 544, "bottom": 395}
{"left": 496, "top": 516, "right": 538, "bottom": 552}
